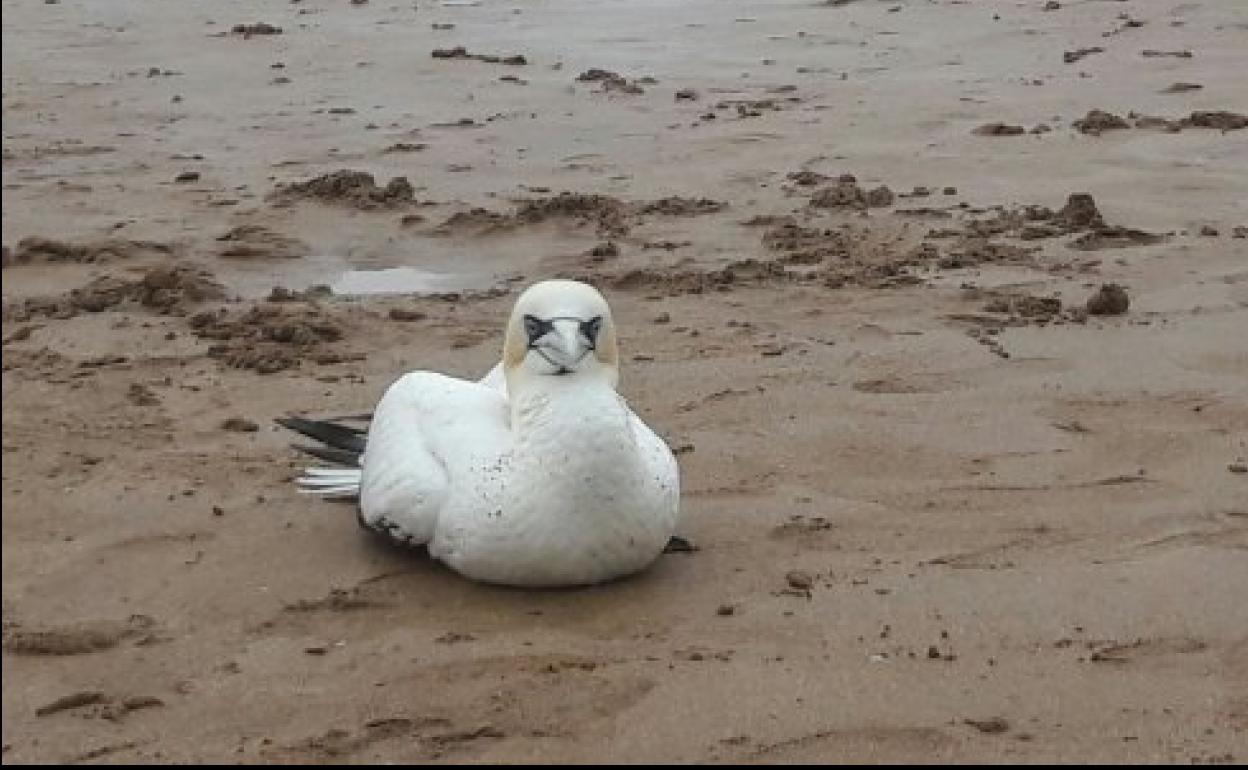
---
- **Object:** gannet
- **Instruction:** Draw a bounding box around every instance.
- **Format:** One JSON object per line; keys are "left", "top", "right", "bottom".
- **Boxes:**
{"left": 281, "top": 280, "right": 681, "bottom": 587}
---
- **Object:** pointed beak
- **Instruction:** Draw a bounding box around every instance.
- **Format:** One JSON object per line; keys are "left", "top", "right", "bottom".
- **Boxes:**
{"left": 545, "top": 319, "right": 591, "bottom": 369}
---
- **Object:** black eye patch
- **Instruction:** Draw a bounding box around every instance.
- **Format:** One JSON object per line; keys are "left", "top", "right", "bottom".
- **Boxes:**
{"left": 580, "top": 316, "right": 602, "bottom": 348}
{"left": 523, "top": 315, "right": 553, "bottom": 344}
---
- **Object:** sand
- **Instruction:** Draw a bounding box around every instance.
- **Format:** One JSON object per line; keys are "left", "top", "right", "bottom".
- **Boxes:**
{"left": 2, "top": 0, "right": 1247, "bottom": 763}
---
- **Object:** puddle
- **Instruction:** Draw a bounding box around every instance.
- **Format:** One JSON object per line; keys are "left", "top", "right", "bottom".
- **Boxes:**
{"left": 218, "top": 254, "right": 503, "bottom": 299}
{"left": 329, "top": 266, "right": 498, "bottom": 295}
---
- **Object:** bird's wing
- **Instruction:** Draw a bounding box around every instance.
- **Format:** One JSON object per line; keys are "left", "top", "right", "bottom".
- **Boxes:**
{"left": 476, "top": 361, "right": 507, "bottom": 394}
{"left": 358, "top": 371, "right": 511, "bottom": 546}
{"left": 627, "top": 409, "right": 682, "bottom": 539}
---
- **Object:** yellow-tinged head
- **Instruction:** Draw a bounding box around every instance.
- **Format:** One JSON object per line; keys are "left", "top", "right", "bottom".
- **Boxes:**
{"left": 502, "top": 280, "right": 620, "bottom": 391}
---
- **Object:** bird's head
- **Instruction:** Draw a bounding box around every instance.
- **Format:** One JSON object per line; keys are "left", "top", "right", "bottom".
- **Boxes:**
{"left": 503, "top": 279, "right": 620, "bottom": 390}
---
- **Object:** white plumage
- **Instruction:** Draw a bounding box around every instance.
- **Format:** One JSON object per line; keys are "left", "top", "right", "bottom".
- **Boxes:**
{"left": 292, "top": 280, "right": 681, "bottom": 587}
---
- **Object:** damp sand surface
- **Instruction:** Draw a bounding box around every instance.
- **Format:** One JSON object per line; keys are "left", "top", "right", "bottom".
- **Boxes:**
{"left": 3, "top": 0, "right": 1248, "bottom": 763}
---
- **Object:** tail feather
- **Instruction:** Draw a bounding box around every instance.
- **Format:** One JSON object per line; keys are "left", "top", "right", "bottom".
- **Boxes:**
{"left": 278, "top": 415, "right": 371, "bottom": 500}
{"left": 297, "top": 485, "right": 361, "bottom": 498}
{"left": 297, "top": 474, "right": 364, "bottom": 488}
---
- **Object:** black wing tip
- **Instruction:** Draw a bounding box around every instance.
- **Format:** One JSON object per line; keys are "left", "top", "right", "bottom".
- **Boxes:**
{"left": 276, "top": 416, "right": 368, "bottom": 454}
{"left": 291, "top": 443, "right": 362, "bottom": 466}
{"left": 663, "top": 535, "right": 698, "bottom": 554}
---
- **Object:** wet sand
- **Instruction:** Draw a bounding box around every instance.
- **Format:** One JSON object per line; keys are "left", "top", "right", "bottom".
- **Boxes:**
{"left": 3, "top": 0, "right": 1247, "bottom": 763}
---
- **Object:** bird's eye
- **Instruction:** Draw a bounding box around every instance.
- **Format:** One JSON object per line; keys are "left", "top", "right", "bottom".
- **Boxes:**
{"left": 580, "top": 316, "right": 603, "bottom": 345}
{"left": 523, "top": 315, "right": 550, "bottom": 342}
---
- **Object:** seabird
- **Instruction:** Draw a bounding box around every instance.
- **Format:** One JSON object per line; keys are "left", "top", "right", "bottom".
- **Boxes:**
{"left": 280, "top": 279, "right": 682, "bottom": 587}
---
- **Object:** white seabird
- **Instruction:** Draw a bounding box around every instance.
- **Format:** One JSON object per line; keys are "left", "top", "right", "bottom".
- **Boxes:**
{"left": 282, "top": 279, "right": 682, "bottom": 587}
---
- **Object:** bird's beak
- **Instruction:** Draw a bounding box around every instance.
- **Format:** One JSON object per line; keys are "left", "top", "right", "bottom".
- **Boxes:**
{"left": 542, "top": 319, "right": 592, "bottom": 371}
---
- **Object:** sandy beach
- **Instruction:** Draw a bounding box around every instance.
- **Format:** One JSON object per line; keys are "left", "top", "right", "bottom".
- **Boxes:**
{"left": 3, "top": 0, "right": 1247, "bottom": 763}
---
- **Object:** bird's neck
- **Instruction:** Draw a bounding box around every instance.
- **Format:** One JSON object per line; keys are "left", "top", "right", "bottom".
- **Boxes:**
{"left": 509, "top": 375, "right": 628, "bottom": 442}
